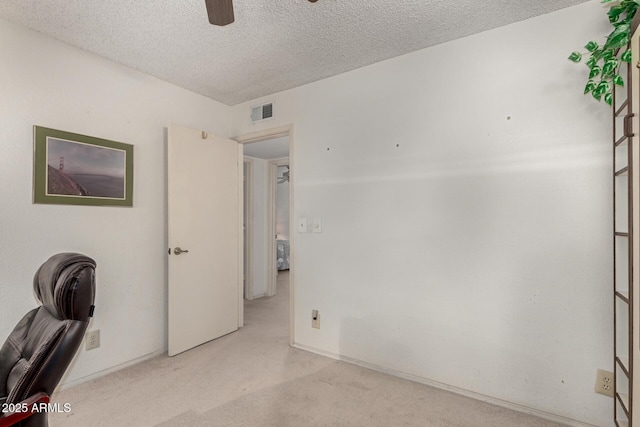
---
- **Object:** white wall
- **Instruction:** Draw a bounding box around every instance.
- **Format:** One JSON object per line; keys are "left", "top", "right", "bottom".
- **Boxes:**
{"left": 231, "top": 2, "right": 613, "bottom": 425}
{"left": 245, "top": 156, "right": 269, "bottom": 298}
{"left": 0, "top": 18, "right": 231, "bottom": 386}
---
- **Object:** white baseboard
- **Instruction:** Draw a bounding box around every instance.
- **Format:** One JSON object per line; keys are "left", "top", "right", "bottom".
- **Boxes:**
{"left": 291, "top": 342, "right": 597, "bottom": 427}
{"left": 58, "top": 348, "right": 167, "bottom": 391}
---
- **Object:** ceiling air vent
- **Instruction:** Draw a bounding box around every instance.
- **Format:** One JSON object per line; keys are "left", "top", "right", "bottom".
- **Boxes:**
{"left": 251, "top": 102, "right": 274, "bottom": 124}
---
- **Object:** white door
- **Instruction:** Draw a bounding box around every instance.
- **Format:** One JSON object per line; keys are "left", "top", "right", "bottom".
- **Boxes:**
{"left": 631, "top": 23, "right": 640, "bottom": 423}
{"left": 168, "top": 123, "right": 243, "bottom": 357}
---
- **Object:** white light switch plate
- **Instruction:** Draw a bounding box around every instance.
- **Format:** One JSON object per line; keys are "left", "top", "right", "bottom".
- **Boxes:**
{"left": 312, "top": 218, "right": 322, "bottom": 233}
{"left": 298, "top": 218, "right": 307, "bottom": 233}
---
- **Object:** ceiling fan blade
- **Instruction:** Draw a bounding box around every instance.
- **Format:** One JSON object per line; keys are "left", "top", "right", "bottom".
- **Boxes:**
{"left": 205, "top": 0, "right": 234, "bottom": 26}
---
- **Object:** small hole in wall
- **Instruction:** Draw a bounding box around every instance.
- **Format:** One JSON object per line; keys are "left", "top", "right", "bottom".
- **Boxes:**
{"left": 326, "top": 148, "right": 330, "bottom": 151}
{"left": 507, "top": 116, "right": 512, "bottom": 120}
{"left": 396, "top": 144, "right": 400, "bottom": 147}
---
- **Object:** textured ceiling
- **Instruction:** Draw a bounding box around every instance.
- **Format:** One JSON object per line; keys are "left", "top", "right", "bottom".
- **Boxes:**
{"left": 0, "top": 0, "right": 591, "bottom": 106}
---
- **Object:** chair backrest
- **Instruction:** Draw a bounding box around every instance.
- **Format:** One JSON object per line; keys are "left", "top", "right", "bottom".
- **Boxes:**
{"left": 0, "top": 253, "right": 96, "bottom": 425}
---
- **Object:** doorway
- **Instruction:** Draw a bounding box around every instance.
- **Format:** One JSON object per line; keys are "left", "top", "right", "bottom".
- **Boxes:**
{"left": 271, "top": 158, "right": 290, "bottom": 295}
{"left": 236, "top": 125, "right": 294, "bottom": 343}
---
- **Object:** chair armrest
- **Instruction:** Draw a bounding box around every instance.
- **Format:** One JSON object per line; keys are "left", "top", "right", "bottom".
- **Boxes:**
{"left": 0, "top": 392, "right": 50, "bottom": 427}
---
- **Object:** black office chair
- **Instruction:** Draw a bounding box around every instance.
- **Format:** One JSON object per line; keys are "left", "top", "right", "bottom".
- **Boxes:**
{"left": 0, "top": 253, "right": 96, "bottom": 427}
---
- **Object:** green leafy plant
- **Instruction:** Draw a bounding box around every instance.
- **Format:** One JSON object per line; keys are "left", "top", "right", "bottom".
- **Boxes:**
{"left": 569, "top": 0, "right": 639, "bottom": 105}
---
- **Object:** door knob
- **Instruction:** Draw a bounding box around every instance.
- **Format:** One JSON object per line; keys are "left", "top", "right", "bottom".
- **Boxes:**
{"left": 174, "top": 247, "right": 190, "bottom": 255}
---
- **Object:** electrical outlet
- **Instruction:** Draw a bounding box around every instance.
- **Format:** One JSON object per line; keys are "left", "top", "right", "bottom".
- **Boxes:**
{"left": 85, "top": 330, "right": 100, "bottom": 351}
{"left": 595, "top": 369, "right": 614, "bottom": 397}
{"left": 312, "top": 310, "right": 320, "bottom": 329}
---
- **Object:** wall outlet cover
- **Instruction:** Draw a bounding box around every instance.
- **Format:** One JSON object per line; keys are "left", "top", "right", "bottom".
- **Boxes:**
{"left": 594, "top": 369, "right": 614, "bottom": 397}
{"left": 86, "top": 329, "right": 100, "bottom": 351}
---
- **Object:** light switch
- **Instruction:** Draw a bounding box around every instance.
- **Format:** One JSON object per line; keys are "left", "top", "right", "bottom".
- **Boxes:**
{"left": 312, "top": 218, "right": 322, "bottom": 233}
{"left": 298, "top": 218, "right": 307, "bottom": 233}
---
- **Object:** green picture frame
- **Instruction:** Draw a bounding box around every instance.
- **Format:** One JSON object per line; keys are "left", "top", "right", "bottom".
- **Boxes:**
{"left": 33, "top": 126, "right": 134, "bottom": 207}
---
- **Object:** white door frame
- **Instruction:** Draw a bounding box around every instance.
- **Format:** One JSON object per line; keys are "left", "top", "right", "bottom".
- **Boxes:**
{"left": 630, "top": 23, "right": 640, "bottom": 417}
{"left": 233, "top": 124, "right": 295, "bottom": 344}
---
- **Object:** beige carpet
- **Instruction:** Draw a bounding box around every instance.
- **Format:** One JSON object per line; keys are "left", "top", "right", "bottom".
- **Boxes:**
{"left": 50, "top": 271, "right": 565, "bottom": 427}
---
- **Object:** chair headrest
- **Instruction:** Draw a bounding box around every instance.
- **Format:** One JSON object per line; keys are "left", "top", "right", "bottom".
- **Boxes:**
{"left": 33, "top": 253, "right": 96, "bottom": 321}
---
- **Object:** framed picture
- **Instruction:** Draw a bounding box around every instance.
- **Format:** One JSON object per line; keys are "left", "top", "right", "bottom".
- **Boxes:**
{"left": 33, "top": 126, "right": 133, "bottom": 207}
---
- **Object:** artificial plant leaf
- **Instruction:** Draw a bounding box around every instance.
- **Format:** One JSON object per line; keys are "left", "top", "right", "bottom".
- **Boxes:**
{"left": 595, "top": 80, "right": 611, "bottom": 97}
{"left": 625, "top": 1, "right": 639, "bottom": 16}
{"left": 622, "top": 49, "right": 632, "bottom": 63}
{"left": 589, "top": 65, "right": 602, "bottom": 79}
{"left": 592, "top": 88, "right": 603, "bottom": 101}
{"left": 609, "top": 5, "right": 625, "bottom": 21}
{"left": 586, "top": 56, "right": 598, "bottom": 68}
{"left": 606, "top": 23, "right": 630, "bottom": 48}
{"left": 585, "top": 41, "right": 600, "bottom": 52}
{"left": 601, "top": 49, "right": 615, "bottom": 60}
{"left": 605, "top": 92, "right": 613, "bottom": 106}
{"left": 584, "top": 80, "right": 598, "bottom": 94}
{"left": 608, "top": 5, "right": 624, "bottom": 23}
{"left": 568, "top": 51, "right": 582, "bottom": 62}
{"left": 614, "top": 74, "right": 625, "bottom": 86}
{"left": 602, "top": 58, "right": 619, "bottom": 76}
